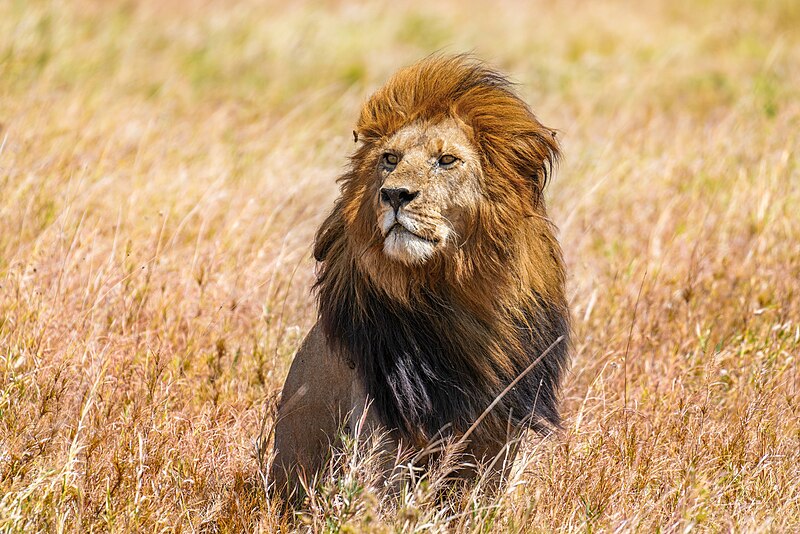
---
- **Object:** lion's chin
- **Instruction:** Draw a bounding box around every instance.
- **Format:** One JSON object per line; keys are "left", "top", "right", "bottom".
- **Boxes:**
{"left": 383, "top": 226, "right": 437, "bottom": 265}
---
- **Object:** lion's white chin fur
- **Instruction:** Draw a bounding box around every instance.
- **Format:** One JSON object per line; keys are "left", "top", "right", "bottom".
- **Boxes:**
{"left": 380, "top": 210, "right": 442, "bottom": 264}
{"left": 383, "top": 226, "right": 437, "bottom": 264}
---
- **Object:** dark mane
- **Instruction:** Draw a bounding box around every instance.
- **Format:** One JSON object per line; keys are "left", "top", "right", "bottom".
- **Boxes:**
{"left": 317, "top": 268, "right": 569, "bottom": 443}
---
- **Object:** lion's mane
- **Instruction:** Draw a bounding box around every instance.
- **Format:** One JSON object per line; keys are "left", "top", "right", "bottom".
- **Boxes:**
{"left": 313, "top": 55, "right": 570, "bottom": 446}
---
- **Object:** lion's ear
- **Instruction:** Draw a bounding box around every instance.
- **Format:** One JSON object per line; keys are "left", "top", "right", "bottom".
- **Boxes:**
{"left": 512, "top": 128, "right": 561, "bottom": 207}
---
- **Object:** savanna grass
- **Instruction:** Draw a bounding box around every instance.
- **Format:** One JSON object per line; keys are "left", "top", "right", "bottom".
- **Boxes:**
{"left": 1, "top": 0, "right": 799, "bottom": 531}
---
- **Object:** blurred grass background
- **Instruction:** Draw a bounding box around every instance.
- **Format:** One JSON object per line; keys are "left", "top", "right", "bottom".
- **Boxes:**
{"left": 1, "top": 0, "right": 799, "bottom": 531}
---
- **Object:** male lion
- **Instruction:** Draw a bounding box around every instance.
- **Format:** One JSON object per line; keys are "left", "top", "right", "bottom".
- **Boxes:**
{"left": 271, "top": 55, "right": 570, "bottom": 499}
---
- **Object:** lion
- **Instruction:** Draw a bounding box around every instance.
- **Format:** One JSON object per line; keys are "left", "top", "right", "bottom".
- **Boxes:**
{"left": 271, "top": 55, "right": 570, "bottom": 499}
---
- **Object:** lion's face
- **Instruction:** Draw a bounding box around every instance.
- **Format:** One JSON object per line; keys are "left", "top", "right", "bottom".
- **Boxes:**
{"left": 372, "top": 118, "right": 481, "bottom": 265}
{"left": 315, "top": 55, "right": 562, "bottom": 297}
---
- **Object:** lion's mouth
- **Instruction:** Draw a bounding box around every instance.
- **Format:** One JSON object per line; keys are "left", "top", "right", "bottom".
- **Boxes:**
{"left": 386, "top": 223, "right": 439, "bottom": 244}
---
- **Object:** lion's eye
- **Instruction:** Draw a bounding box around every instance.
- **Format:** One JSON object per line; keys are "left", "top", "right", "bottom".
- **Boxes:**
{"left": 382, "top": 153, "right": 399, "bottom": 168}
{"left": 438, "top": 154, "right": 457, "bottom": 167}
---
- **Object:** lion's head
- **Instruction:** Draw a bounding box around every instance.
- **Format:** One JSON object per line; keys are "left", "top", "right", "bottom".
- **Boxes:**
{"left": 314, "top": 55, "right": 570, "bottom": 446}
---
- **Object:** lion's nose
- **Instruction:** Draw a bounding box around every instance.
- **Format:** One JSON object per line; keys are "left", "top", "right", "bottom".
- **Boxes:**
{"left": 380, "top": 187, "right": 419, "bottom": 212}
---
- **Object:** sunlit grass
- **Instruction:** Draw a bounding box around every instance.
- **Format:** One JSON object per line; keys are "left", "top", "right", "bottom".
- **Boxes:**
{"left": 1, "top": 0, "right": 799, "bottom": 531}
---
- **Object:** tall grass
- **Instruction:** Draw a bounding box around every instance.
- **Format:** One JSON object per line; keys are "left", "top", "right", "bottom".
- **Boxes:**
{"left": 1, "top": 0, "right": 799, "bottom": 531}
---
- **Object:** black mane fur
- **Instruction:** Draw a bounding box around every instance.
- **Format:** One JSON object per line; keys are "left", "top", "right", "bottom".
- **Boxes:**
{"left": 317, "top": 266, "right": 570, "bottom": 444}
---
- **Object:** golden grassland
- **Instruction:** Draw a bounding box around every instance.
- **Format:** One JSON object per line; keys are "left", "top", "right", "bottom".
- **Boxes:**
{"left": 1, "top": 0, "right": 799, "bottom": 531}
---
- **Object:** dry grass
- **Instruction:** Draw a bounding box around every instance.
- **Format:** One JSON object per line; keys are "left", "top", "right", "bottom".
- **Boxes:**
{"left": 1, "top": 0, "right": 799, "bottom": 531}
